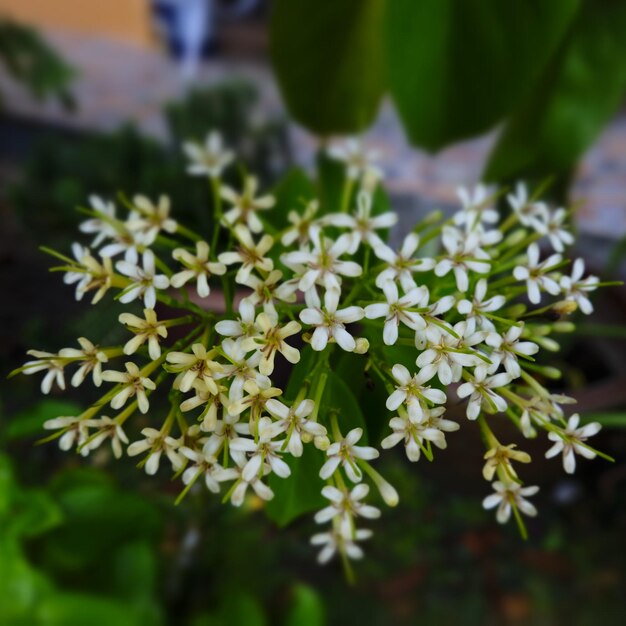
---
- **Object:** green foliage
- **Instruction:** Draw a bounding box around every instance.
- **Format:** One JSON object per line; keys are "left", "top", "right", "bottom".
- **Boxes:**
{"left": 269, "top": 0, "right": 626, "bottom": 190}
{"left": 484, "top": 0, "right": 626, "bottom": 185}
{"left": 5, "top": 399, "right": 82, "bottom": 440}
{"left": 385, "top": 0, "right": 580, "bottom": 150}
{"left": 285, "top": 585, "right": 325, "bottom": 626}
{"left": 270, "top": 0, "right": 385, "bottom": 134}
{"left": 0, "top": 19, "right": 74, "bottom": 107}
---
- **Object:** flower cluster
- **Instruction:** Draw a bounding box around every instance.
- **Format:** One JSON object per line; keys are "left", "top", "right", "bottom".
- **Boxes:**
{"left": 14, "top": 133, "right": 608, "bottom": 573}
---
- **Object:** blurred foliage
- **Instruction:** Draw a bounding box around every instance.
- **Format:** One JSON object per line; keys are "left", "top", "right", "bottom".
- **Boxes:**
{"left": 8, "top": 80, "right": 291, "bottom": 251}
{"left": 270, "top": 0, "right": 626, "bottom": 193}
{"left": 0, "top": 18, "right": 74, "bottom": 107}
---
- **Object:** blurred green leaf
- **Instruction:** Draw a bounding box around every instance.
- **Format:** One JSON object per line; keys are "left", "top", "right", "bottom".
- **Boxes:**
{"left": 270, "top": 0, "right": 385, "bottom": 134}
{"left": 581, "top": 412, "right": 626, "bottom": 428}
{"left": 266, "top": 442, "right": 325, "bottom": 527}
{"left": 485, "top": 0, "right": 626, "bottom": 183}
{"left": 6, "top": 400, "right": 82, "bottom": 440}
{"left": 190, "top": 592, "right": 266, "bottom": 626}
{"left": 268, "top": 167, "right": 315, "bottom": 233}
{"left": 285, "top": 584, "right": 326, "bottom": 626}
{"left": 385, "top": 0, "right": 580, "bottom": 151}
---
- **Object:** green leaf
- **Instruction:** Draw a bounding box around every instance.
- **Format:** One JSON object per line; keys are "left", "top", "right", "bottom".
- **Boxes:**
{"left": 6, "top": 400, "right": 82, "bottom": 440}
{"left": 485, "top": 0, "right": 626, "bottom": 183}
{"left": 285, "top": 584, "right": 326, "bottom": 626}
{"left": 323, "top": 371, "right": 367, "bottom": 440}
{"left": 266, "top": 443, "right": 326, "bottom": 527}
{"left": 581, "top": 413, "right": 626, "bottom": 428}
{"left": 268, "top": 167, "right": 315, "bottom": 232}
{"left": 385, "top": 0, "right": 580, "bottom": 151}
{"left": 270, "top": 0, "right": 385, "bottom": 134}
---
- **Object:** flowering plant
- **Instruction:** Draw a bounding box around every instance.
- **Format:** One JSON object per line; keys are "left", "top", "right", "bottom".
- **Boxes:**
{"left": 12, "top": 132, "right": 612, "bottom": 578}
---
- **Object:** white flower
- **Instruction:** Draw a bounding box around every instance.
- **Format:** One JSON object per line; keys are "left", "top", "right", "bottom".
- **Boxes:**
{"left": 83, "top": 415, "right": 129, "bottom": 459}
{"left": 119, "top": 309, "right": 168, "bottom": 360}
{"left": 314, "top": 483, "right": 380, "bottom": 524}
{"left": 262, "top": 398, "right": 327, "bottom": 456}
{"left": 202, "top": 411, "right": 250, "bottom": 464}
{"left": 101, "top": 362, "right": 156, "bottom": 414}
{"left": 457, "top": 279, "right": 505, "bottom": 331}
{"left": 127, "top": 195, "right": 177, "bottom": 243}
{"left": 183, "top": 131, "right": 234, "bottom": 178}
{"left": 327, "top": 138, "right": 383, "bottom": 182}
{"left": 116, "top": 250, "right": 170, "bottom": 309}
{"left": 381, "top": 408, "right": 456, "bottom": 462}
{"left": 166, "top": 344, "right": 223, "bottom": 394}
{"left": 531, "top": 208, "right": 574, "bottom": 253}
{"left": 281, "top": 226, "right": 362, "bottom": 292}
{"left": 230, "top": 417, "right": 291, "bottom": 481}
{"left": 58, "top": 337, "right": 108, "bottom": 387}
{"left": 218, "top": 224, "right": 274, "bottom": 283}
{"left": 364, "top": 282, "right": 427, "bottom": 345}
{"left": 228, "top": 378, "right": 282, "bottom": 419}
{"left": 63, "top": 245, "right": 115, "bottom": 304}
{"left": 239, "top": 269, "right": 297, "bottom": 316}
{"left": 373, "top": 233, "right": 435, "bottom": 291}
{"left": 560, "top": 258, "right": 599, "bottom": 315}
{"left": 127, "top": 427, "right": 183, "bottom": 475}
{"left": 513, "top": 243, "right": 562, "bottom": 304}
{"left": 434, "top": 226, "right": 491, "bottom": 292}
{"left": 454, "top": 185, "right": 498, "bottom": 227}
{"left": 43, "top": 416, "right": 90, "bottom": 456}
{"left": 281, "top": 200, "right": 319, "bottom": 247}
{"left": 545, "top": 414, "right": 601, "bottom": 474}
{"left": 215, "top": 299, "right": 257, "bottom": 341}
{"left": 507, "top": 183, "right": 549, "bottom": 228}
{"left": 324, "top": 190, "right": 397, "bottom": 252}
{"left": 220, "top": 175, "right": 275, "bottom": 233}
{"left": 225, "top": 464, "right": 274, "bottom": 507}
{"left": 485, "top": 324, "right": 538, "bottom": 378}
{"left": 216, "top": 338, "right": 269, "bottom": 401}
{"left": 319, "top": 427, "right": 379, "bottom": 483}
{"left": 180, "top": 448, "right": 235, "bottom": 493}
{"left": 415, "top": 324, "right": 482, "bottom": 385}
{"left": 79, "top": 195, "right": 117, "bottom": 247}
{"left": 23, "top": 350, "right": 65, "bottom": 394}
{"left": 242, "top": 313, "right": 301, "bottom": 376}
{"left": 299, "top": 288, "right": 364, "bottom": 352}
{"left": 385, "top": 364, "right": 447, "bottom": 423}
{"left": 457, "top": 370, "right": 511, "bottom": 420}
{"left": 171, "top": 241, "right": 226, "bottom": 298}
{"left": 310, "top": 527, "right": 373, "bottom": 564}
{"left": 483, "top": 481, "right": 539, "bottom": 524}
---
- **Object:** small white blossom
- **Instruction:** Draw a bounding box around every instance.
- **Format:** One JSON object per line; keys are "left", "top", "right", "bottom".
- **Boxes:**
{"left": 507, "top": 183, "right": 549, "bottom": 228}
{"left": 385, "top": 363, "right": 447, "bottom": 423}
{"left": 43, "top": 416, "right": 90, "bottom": 456}
{"left": 457, "top": 279, "right": 505, "bottom": 331}
{"left": 454, "top": 185, "right": 498, "bottom": 227}
{"left": 560, "top": 258, "right": 599, "bottom": 315}
{"left": 220, "top": 175, "right": 275, "bottom": 233}
{"left": 310, "top": 527, "right": 373, "bottom": 565}
{"left": 300, "top": 288, "right": 364, "bottom": 352}
{"left": 262, "top": 398, "right": 327, "bottom": 456}
{"left": 218, "top": 225, "right": 274, "bottom": 283}
{"left": 483, "top": 481, "right": 539, "bottom": 524}
{"left": 166, "top": 344, "right": 223, "bottom": 395}
{"left": 545, "top": 414, "right": 601, "bottom": 474}
{"left": 58, "top": 337, "right": 108, "bottom": 387}
{"left": 532, "top": 208, "right": 574, "bottom": 253}
{"left": 80, "top": 196, "right": 117, "bottom": 247}
{"left": 513, "top": 243, "right": 562, "bottom": 304}
{"left": 116, "top": 250, "right": 170, "bottom": 309}
{"left": 457, "top": 370, "right": 511, "bottom": 420}
{"left": 314, "top": 483, "right": 380, "bottom": 524}
{"left": 101, "top": 362, "right": 156, "bottom": 414}
{"left": 171, "top": 241, "right": 226, "bottom": 298}
{"left": 183, "top": 131, "right": 234, "bottom": 178}
{"left": 373, "top": 233, "right": 435, "bottom": 291}
{"left": 23, "top": 350, "right": 66, "bottom": 394}
{"left": 119, "top": 309, "right": 168, "bottom": 361}
{"left": 485, "top": 324, "right": 538, "bottom": 378}
{"left": 127, "top": 427, "right": 183, "bottom": 475}
{"left": 327, "top": 138, "right": 383, "bottom": 182}
{"left": 127, "top": 195, "right": 177, "bottom": 243}
{"left": 240, "top": 269, "right": 297, "bottom": 316}
{"left": 281, "top": 200, "right": 319, "bottom": 247}
{"left": 319, "top": 427, "right": 379, "bottom": 483}
{"left": 84, "top": 415, "right": 129, "bottom": 459}
{"left": 364, "top": 282, "right": 427, "bottom": 346}
{"left": 281, "top": 227, "right": 362, "bottom": 292}
{"left": 215, "top": 299, "right": 257, "bottom": 341}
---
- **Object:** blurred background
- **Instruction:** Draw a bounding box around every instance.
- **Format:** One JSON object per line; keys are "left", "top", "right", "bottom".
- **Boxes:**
{"left": 0, "top": 1, "right": 625, "bottom": 625}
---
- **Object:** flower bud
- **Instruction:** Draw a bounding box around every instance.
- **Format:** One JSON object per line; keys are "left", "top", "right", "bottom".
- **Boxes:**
{"left": 314, "top": 435, "right": 330, "bottom": 451}
{"left": 353, "top": 337, "right": 370, "bottom": 354}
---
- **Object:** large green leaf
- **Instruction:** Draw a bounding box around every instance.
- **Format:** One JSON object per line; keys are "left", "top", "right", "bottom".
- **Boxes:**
{"left": 285, "top": 585, "right": 326, "bottom": 626}
{"left": 270, "top": 0, "right": 385, "bottom": 134}
{"left": 485, "top": 0, "right": 626, "bottom": 183}
{"left": 385, "top": 0, "right": 580, "bottom": 150}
